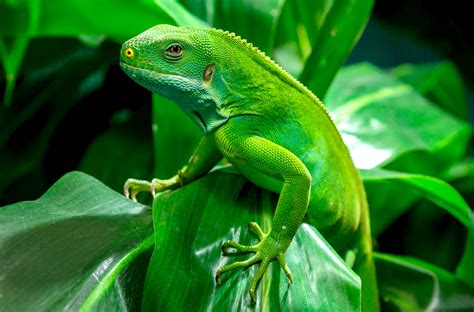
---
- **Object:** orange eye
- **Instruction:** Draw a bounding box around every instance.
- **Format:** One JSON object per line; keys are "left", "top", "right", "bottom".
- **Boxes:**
{"left": 124, "top": 48, "right": 134, "bottom": 58}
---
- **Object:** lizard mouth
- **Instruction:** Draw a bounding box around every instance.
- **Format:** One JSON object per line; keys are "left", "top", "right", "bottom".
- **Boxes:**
{"left": 120, "top": 62, "right": 189, "bottom": 82}
{"left": 120, "top": 62, "right": 158, "bottom": 76}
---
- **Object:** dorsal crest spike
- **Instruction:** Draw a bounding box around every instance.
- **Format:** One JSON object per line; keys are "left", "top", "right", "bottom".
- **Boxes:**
{"left": 208, "top": 28, "right": 331, "bottom": 119}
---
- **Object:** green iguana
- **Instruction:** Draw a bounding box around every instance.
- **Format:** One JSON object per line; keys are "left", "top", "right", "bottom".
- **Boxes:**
{"left": 120, "top": 24, "right": 379, "bottom": 311}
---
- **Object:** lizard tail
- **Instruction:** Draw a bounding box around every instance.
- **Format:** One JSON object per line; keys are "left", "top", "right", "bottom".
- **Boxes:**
{"left": 352, "top": 200, "right": 380, "bottom": 312}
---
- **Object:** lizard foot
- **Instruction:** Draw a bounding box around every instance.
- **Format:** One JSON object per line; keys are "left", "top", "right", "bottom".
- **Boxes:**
{"left": 215, "top": 222, "right": 292, "bottom": 304}
{"left": 123, "top": 178, "right": 152, "bottom": 202}
{"left": 123, "top": 176, "right": 180, "bottom": 201}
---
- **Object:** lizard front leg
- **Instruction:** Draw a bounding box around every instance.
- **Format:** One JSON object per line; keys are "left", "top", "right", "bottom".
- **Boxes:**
{"left": 213, "top": 121, "right": 311, "bottom": 303}
{"left": 124, "top": 134, "right": 222, "bottom": 201}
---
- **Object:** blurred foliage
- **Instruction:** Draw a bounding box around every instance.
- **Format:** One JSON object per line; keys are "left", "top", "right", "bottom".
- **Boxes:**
{"left": 1, "top": 0, "right": 473, "bottom": 311}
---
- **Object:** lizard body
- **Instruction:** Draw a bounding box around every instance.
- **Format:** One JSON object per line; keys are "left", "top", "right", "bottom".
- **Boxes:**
{"left": 120, "top": 25, "right": 379, "bottom": 311}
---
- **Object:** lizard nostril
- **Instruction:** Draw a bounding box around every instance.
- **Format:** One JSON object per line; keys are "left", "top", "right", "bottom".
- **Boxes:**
{"left": 124, "top": 48, "right": 135, "bottom": 59}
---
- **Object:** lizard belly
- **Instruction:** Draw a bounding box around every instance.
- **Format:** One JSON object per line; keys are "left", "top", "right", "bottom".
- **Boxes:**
{"left": 232, "top": 162, "right": 283, "bottom": 194}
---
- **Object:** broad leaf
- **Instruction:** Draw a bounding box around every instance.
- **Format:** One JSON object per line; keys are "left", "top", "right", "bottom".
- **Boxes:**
{"left": 325, "top": 64, "right": 471, "bottom": 235}
{"left": 326, "top": 63, "right": 471, "bottom": 171}
{"left": 143, "top": 171, "right": 361, "bottom": 311}
{"left": 361, "top": 168, "right": 471, "bottom": 235}
{"left": 0, "top": 172, "right": 154, "bottom": 311}
{"left": 375, "top": 253, "right": 474, "bottom": 311}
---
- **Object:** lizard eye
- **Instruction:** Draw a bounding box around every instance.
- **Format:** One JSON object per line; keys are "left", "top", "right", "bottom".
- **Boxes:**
{"left": 124, "top": 48, "right": 134, "bottom": 59}
{"left": 165, "top": 44, "right": 183, "bottom": 61}
{"left": 167, "top": 45, "right": 182, "bottom": 54}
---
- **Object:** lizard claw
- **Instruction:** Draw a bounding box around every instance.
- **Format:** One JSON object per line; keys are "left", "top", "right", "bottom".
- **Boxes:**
{"left": 123, "top": 176, "right": 181, "bottom": 202}
{"left": 215, "top": 221, "right": 291, "bottom": 304}
{"left": 123, "top": 178, "right": 152, "bottom": 202}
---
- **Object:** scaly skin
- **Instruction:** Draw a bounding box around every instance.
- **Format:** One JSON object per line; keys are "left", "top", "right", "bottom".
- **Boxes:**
{"left": 120, "top": 24, "right": 379, "bottom": 311}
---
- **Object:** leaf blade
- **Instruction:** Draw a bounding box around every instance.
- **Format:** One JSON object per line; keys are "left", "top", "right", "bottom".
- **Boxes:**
{"left": 0, "top": 172, "right": 154, "bottom": 311}
{"left": 326, "top": 63, "right": 471, "bottom": 170}
{"left": 361, "top": 168, "right": 471, "bottom": 232}
{"left": 299, "top": 0, "right": 374, "bottom": 98}
{"left": 143, "top": 171, "right": 361, "bottom": 311}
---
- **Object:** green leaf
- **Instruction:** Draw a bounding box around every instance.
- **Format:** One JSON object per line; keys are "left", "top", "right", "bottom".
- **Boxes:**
{"left": 375, "top": 253, "right": 474, "bottom": 311}
{"left": 326, "top": 63, "right": 471, "bottom": 171}
{"left": 180, "top": 0, "right": 285, "bottom": 54}
{"left": 390, "top": 62, "right": 468, "bottom": 120}
{"left": 299, "top": 0, "right": 374, "bottom": 98}
{"left": 457, "top": 211, "right": 474, "bottom": 289}
{"left": 0, "top": 172, "right": 154, "bottom": 311}
{"left": 327, "top": 64, "right": 471, "bottom": 236}
{"left": 0, "top": 0, "right": 203, "bottom": 38}
{"left": 143, "top": 171, "right": 361, "bottom": 311}
{"left": 273, "top": 0, "right": 334, "bottom": 75}
{"left": 361, "top": 168, "right": 471, "bottom": 232}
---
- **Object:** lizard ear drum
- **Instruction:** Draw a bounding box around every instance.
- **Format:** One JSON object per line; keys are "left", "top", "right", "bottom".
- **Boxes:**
{"left": 203, "top": 64, "right": 215, "bottom": 82}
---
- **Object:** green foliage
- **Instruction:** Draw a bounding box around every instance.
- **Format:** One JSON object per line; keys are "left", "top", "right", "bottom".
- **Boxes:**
{"left": 0, "top": 172, "right": 153, "bottom": 311}
{"left": 361, "top": 168, "right": 471, "bottom": 230}
{"left": 1, "top": 0, "right": 473, "bottom": 311}
{"left": 145, "top": 172, "right": 360, "bottom": 310}
{"left": 391, "top": 62, "right": 469, "bottom": 120}
{"left": 375, "top": 253, "right": 474, "bottom": 310}
{"left": 325, "top": 63, "right": 470, "bottom": 172}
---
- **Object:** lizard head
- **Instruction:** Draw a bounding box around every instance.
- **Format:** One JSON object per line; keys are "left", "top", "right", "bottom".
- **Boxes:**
{"left": 120, "top": 24, "right": 227, "bottom": 133}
